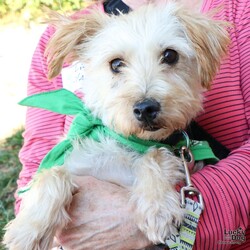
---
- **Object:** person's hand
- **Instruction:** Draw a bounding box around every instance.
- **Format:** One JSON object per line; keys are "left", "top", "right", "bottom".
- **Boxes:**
{"left": 55, "top": 176, "right": 151, "bottom": 250}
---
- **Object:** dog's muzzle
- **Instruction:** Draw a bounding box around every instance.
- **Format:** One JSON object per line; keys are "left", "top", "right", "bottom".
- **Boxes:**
{"left": 133, "top": 99, "right": 160, "bottom": 131}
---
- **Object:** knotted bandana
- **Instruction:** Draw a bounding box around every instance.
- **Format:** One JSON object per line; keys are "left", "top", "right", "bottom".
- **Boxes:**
{"left": 19, "top": 88, "right": 218, "bottom": 173}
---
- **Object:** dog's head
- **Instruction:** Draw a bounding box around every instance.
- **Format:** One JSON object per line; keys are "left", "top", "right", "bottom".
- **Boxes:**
{"left": 46, "top": 2, "right": 229, "bottom": 140}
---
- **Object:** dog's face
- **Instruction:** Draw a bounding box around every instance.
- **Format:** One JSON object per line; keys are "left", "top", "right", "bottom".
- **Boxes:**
{"left": 46, "top": 2, "right": 229, "bottom": 140}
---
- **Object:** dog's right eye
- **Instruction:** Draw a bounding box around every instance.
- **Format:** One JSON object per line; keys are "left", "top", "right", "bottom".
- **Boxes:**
{"left": 162, "top": 49, "right": 179, "bottom": 65}
{"left": 110, "top": 58, "right": 125, "bottom": 73}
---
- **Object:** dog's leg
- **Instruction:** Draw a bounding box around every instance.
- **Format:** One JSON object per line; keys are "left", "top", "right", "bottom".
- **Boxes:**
{"left": 131, "top": 148, "right": 185, "bottom": 244}
{"left": 3, "top": 166, "right": 75, "bottom": 250}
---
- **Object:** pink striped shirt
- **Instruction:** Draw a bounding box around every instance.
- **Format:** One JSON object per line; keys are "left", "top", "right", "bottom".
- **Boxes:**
{"left": 17, "top": 0, "right": 249, "bottom": 249}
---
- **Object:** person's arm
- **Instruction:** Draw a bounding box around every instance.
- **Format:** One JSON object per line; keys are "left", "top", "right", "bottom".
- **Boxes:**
{"left": 192, "top": 1, "right": 250, "bottom": 248}
{"left": 55, "top": 176, "right": 151, "bottom": 250}
{"left": 15, "top": 26, "right": 66, "bottom": 214}
{"left": 191, "top": 145, "right": 250, "bottom": 249}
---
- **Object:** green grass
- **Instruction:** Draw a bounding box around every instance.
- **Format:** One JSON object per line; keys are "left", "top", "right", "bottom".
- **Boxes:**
{"left": 0, "top": 129, "right": 23, "bottom": 249}
{"left": 0, "top": 1, "right": 89, "bottom": 26}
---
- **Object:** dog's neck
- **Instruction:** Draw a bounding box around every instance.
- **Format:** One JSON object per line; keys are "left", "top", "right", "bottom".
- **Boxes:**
{"left": 161, "top": 131, "right": 184, "bottom": 146}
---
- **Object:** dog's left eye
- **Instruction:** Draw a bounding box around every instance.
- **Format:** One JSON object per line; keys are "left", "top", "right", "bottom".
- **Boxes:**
{"left": 162, "top": 49, "right": 179, "bottom": 65}
{"left": 110, "top": 58, "right": 125, "bottom": 73}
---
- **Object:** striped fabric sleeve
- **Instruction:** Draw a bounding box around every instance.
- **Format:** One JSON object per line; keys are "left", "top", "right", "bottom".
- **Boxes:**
{"left": 191, "top": 145, "right": 250, "bottom": 249}
{"left": 15, "top": 26, "right": 66, "bottom": 213}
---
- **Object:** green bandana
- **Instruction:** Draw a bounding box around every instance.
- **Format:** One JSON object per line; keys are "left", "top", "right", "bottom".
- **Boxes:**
{"left": 19, "top": 89, "right": 218, "bottom": 173}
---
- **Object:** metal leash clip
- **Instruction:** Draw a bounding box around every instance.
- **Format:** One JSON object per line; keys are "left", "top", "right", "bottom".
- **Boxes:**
{"left": 180, "top": 145, "right": 204, "bottom": 211}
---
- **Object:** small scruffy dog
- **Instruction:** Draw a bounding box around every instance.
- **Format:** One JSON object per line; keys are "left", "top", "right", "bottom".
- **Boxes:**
{"left": 4, "top": 1, "right": 229, "bottom": 249}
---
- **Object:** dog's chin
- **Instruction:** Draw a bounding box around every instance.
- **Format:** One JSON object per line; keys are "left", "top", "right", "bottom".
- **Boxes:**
{"left": 113, "top": 119, "right": 175, "bottom": 141}
{"left": 139, "top": 120, "right": 164, "bottom": 132}
{"left": 141, "top": 125, "right": 161, "bottom": 132}
{"left": 136, "top": 123, "right": 173, "bottom": 141}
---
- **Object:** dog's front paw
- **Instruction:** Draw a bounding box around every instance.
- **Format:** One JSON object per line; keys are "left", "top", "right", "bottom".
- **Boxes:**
{"left": 4, "top": 218, "right": 41, "bottom": 250}
{"left": 3, "top": 209, "right": 59, "bottom": 250}
{"left": 136, "top": 191, "right": 185, "bottom": 244}
{"left": 3, "top": 166, "right": 74, "bottom": 250}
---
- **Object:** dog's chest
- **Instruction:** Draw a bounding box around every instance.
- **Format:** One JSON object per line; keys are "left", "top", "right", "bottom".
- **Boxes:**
{"left": 65, "top": 136, "right": 140, "bottom": 187}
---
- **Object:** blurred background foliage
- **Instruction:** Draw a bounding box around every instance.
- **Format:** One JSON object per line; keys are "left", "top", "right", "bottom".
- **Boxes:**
{"left": 0, "top": 0, "right": 91, "bottom": 26}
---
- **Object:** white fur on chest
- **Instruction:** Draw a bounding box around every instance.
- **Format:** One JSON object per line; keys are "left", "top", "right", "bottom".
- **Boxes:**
{"left": 65, "top": 136, "right": 140, "bottom": 187}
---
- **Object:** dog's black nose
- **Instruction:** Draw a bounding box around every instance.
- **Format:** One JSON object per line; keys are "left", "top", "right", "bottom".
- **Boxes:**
{"left": 133, "top": 99, "right": 160, "bottom": 122}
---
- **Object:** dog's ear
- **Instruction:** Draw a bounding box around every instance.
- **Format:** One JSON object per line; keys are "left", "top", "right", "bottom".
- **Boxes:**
{"left": 175, "top": 7, "right": 230, "bottom": 89}
{"left": 45, "top": 10, "right": 107, "bottom": 79}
